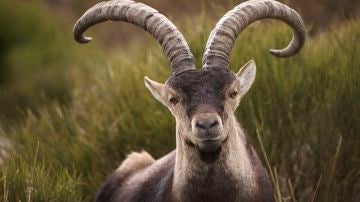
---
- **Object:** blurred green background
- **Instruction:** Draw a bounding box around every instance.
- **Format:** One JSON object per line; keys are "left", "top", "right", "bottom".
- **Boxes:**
{"left": 0, "top": 0, "right": 359, "bottom": 201}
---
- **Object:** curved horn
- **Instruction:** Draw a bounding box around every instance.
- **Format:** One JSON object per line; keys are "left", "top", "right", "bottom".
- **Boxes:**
{"left": 202, "top": 0, "right": 306, "bottom": 69}
{"left": 74, "top": 0, "right": 195, "bottom": 75}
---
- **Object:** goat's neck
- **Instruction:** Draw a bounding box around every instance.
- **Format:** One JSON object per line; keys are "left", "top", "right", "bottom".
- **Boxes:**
{"left": 172, "top": 117, "right": 257, "bottom": 201}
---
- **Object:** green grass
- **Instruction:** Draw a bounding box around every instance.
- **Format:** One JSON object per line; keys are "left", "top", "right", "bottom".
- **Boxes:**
{"left": 0, "top": 0, "right": 100, "bottom": 124}
{"left": 0, "top": 9, "right": 359, "bottom": 202}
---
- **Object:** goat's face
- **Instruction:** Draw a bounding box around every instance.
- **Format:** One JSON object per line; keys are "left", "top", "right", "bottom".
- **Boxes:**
{"left": 145, "top": 60, "right": 256, "bottom": 153}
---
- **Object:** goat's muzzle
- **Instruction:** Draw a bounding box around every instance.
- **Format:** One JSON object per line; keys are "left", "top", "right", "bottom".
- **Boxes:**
{"left": 191, "top": 112, "right": 224, "bottom": 152}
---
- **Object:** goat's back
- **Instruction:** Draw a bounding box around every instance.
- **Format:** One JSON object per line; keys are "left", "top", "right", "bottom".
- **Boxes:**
{"left": 96, "top": 151, "right": 176, "bottom": 202}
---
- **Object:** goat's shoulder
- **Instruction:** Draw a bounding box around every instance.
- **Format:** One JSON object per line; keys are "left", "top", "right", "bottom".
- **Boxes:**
{"left": 96, "top": 150, "right": 176, "bottom": 202}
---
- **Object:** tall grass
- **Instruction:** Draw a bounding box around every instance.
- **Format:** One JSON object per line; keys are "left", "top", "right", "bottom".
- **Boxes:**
{"left": 0, "top": 10, "right": 359, "bottom": 202}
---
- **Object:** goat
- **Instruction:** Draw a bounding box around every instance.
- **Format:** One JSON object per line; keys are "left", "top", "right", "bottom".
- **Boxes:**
{"left": 73, "top": 0, "right": 305, "bottom": 201}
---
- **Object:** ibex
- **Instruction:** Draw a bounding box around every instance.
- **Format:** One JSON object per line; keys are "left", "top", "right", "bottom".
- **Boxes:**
{"left": 74, "top": 0, "right": 305, "bottom": 201}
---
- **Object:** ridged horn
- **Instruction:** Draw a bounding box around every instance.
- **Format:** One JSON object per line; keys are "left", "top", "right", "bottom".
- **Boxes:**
{"left": 74, "top": 0, "right": 195, "bottom": 75}
{"left": 203, "top": 0, "right": 306, "bottom": 69}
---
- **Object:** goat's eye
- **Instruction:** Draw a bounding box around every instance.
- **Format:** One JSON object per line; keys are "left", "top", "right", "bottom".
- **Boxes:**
{"left": 229, "top": 90, "right": 238, "bottom": 99}
{"left": 169, "top": 96, "right": 179, "bottom": 106}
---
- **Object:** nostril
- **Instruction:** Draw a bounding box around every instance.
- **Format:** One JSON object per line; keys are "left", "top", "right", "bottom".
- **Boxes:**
{"left": 195, "top": 119, "right": 218, "bottom": 130}
{"left": 196, "top": 123, "right": 206, "bottom": 130}
{"left": 209, "top": 120, "right": 218, "bottom": 128}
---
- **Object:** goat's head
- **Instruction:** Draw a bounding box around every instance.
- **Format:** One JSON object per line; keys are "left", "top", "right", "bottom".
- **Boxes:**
{"left": 144, "top": 62, "right": 256, "bottom": 153}
{"left": 74, "top": 0, "right": 305, "bottom": 155}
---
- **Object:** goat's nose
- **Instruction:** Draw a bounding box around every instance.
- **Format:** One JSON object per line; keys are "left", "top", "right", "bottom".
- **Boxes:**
{"left": 195, "top": 118, "right": 219, "bottom": 130}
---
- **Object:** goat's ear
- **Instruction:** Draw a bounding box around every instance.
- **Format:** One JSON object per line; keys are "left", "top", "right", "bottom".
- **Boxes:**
{"left": 144, "top": 76, "right": 167, "bottom": 106}
{"left": 236, "top": 60, "right": 256, "bottom": 97}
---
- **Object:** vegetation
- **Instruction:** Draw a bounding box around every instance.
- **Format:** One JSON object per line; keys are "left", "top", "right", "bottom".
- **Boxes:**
{"left": 0, "top": 1, "right": 359, "bottom": 201}
{"left": 0, "top": 0, "right": 100, "bottom": 124}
